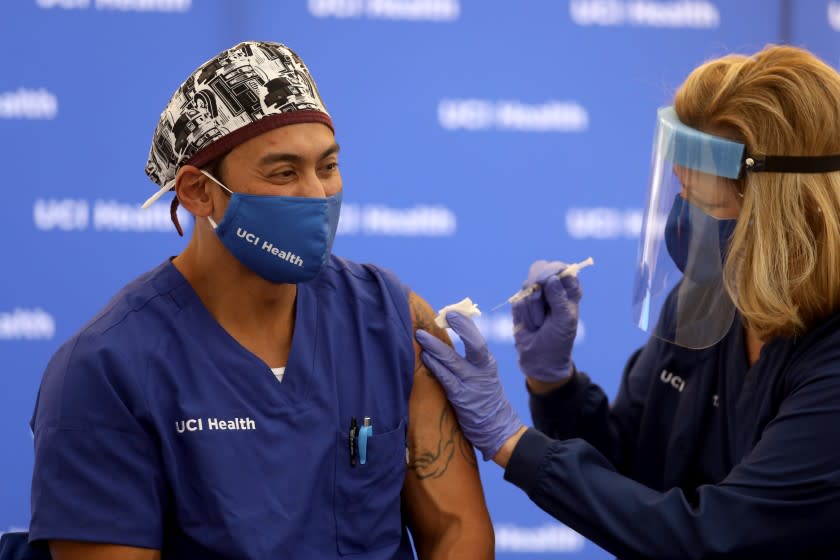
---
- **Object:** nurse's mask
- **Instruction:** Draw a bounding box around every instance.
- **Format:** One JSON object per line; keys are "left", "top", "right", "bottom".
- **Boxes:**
{"left": 633, "top": 106, "right": 840, "bottom": 349}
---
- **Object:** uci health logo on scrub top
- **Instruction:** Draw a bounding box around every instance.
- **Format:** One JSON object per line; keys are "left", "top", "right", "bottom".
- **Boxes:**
{"left": 569, "top": 0, "right": 720, "bottom": 28}
{"left": 175, "top": 417, "right": 257, "bottom": 433}
{"left": 308, "top": 0, "right": 459, "bottom": 21}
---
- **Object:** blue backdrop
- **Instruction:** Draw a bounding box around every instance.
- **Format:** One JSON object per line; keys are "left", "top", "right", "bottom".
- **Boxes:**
{"left": 2, "top": 1, "right": 838, "bottom": 557}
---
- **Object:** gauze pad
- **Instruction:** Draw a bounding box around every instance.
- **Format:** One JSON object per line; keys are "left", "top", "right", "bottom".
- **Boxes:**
{"left": 434, "top": 297, "right": 482, "bottom": 329}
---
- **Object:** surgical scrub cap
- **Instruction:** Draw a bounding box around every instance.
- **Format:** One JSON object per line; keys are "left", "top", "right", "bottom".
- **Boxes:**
{"left": 143, "top": 40, "right": 333, "bottom": 212}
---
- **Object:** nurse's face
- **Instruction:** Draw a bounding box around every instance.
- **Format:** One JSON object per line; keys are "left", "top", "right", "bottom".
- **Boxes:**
{"left": 673, "top": 164, "right": 742, "bottom": 220}
{"left": 210, "top": 122, "right": 342, "bottom": 205}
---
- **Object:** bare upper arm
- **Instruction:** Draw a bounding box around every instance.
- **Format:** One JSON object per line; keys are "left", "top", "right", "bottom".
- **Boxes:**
{"left": 49, "top": 541, "right": 160, "bottom": 560}
{"left": 402, "top": 292, "right": 494, "bottom": 559}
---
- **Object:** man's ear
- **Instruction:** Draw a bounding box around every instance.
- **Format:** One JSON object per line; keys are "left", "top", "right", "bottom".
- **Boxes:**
{"left": 175, "top": 165, "right": 214, "bottom": 218}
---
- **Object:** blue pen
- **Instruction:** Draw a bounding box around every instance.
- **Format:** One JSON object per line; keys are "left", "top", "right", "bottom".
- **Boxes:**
{"left": 358, "top": 417, "right": 372, "bottom": 465}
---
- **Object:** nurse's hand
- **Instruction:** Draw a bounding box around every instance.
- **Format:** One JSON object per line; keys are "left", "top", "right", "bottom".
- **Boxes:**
{"left": 415, "top": 312, "right": 524, "bottom": 462}
{"left": 511, "top": 260, "right": 582, "bottom": 384}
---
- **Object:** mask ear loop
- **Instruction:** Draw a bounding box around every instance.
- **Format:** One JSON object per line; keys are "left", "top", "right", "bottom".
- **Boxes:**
{"left": 200, "top": 170, "right": 234, "bottom": 230}
{"left": 166, "top": 173, "right": 226, "bottom": 237}
{"left": 170, "top": 196, "right": 184, "bottom": 236}
{"left": 140, "top": 178, "right": 184, "bottom": 236}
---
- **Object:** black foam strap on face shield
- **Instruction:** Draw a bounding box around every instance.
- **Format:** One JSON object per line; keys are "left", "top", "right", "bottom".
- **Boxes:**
{"left": 743, "top": 154, "right": 840, "bottom": 173}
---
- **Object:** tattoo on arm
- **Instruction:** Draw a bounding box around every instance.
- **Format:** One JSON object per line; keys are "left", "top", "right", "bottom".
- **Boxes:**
{"left": 408, "top": 291, "right": 479, "bottom": 471}
{"left": 410, "top": 407, "right": 477, "bottom": 479}
{"left": 410, "top": 407, "right": 456, "bottom": 479}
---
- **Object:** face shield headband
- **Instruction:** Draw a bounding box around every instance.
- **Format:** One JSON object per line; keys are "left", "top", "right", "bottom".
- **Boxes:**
{"left": 632, "top": 106, "right": 840, "bottom": 350}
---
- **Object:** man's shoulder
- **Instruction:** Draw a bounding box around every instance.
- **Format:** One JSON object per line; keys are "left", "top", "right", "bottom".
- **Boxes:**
{"left": 63, "top": 260, "right": 184, "bottom": 358}
{"left": 322, "top": 254, "right": 409, "bottom": 296}
{"left": 34, "top": 262, "right": 182, "bottom": 430}
{"left": 322, "top": 254, "right": 412, "bottom": 330}
{"left": 324, "top": 254, "right": 400, "bottom": 283}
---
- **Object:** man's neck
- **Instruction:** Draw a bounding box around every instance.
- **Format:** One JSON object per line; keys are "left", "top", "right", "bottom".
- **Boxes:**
{"left": 172, "top": 242, "right": 297, "bottom": 368}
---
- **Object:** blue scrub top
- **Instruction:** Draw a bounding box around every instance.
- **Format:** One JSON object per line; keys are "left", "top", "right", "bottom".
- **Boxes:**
{"left": 29, "top": 256, "right": 416, "bottom": 559}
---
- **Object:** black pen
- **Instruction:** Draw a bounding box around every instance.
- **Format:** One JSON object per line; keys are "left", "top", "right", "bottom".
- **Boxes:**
{"left": 349, "top": 416, "right": 358, "bottom": 467}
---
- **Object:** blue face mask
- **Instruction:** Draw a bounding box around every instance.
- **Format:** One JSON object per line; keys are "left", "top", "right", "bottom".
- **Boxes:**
{"left": 203, "top": 171, "right": 342, "bottom": 284}
{"left": 664, "top": 195, "right": 736, "bottom": 284}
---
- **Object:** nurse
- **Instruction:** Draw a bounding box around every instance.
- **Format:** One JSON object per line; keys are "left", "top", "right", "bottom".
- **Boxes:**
{"left": 417, "top": 44, "right": 840, "bottom": 558}
{"left": 30, "top": 41, "right": 494, "bottom": 559}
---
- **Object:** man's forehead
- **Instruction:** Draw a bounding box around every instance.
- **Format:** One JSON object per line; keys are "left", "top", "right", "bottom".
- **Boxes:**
{"left": 232, "top": 123, "right": 339, "bottom": 161}
{"left": 145, "top": 40, "right": 333, "bottom": 191}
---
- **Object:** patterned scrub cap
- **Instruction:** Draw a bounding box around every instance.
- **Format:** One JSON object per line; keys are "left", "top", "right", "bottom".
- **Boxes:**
{"left": 142, "top": 41, "right": 333, "bottom": 233}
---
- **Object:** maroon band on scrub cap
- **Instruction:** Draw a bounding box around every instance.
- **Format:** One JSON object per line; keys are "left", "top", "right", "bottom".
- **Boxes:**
{"left": 142, "top": 40, "right": 334, "bottom": 235}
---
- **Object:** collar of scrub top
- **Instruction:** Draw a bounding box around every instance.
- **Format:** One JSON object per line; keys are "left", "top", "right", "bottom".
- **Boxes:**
{"left": 658, "top": 105, "right": 840, "bottom": 180}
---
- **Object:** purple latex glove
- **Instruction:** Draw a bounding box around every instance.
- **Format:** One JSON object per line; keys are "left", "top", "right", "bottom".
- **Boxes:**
{"left": 511, "top": 260, "right": 582, "bottom": 383}
{"left": 415, "top": 312, "right": 524, "bottom": 461}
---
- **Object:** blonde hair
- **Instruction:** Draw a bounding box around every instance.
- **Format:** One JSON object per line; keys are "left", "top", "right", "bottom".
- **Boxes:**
{"left": 674, "top": 45, "right": 840, "bottom": 340}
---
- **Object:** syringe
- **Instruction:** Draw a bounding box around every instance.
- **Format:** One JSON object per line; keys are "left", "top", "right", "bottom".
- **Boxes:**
{"left": 491, "top": 257, "right": 595, "bottom": 311}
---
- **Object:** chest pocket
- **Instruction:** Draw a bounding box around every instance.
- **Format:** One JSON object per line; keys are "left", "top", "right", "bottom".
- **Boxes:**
{"left": 334, "top": 418, "right": 406, "bottom": 555}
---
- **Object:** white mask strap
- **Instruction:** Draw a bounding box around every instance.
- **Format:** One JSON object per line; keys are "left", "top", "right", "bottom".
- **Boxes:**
{"left": 200, "top": 170, "right": 234, "bottom": 195}
{"left": 141, "top": 178, "right": 175, "bottom": 209}
{"left": 201, "top": 171, "right": 232, "bottom": 230}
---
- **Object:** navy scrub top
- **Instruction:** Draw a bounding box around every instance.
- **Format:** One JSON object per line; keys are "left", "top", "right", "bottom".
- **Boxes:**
{"left": 30, "top": 256, "right": 416, "bottom": 559}
{"left": 506, "top": 305, "right": 840, "bottom": 559}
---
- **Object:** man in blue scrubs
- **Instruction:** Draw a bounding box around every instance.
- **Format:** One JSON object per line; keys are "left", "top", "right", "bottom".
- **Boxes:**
{"left": 29, "top": 41, "right": 494, "bottom": 560}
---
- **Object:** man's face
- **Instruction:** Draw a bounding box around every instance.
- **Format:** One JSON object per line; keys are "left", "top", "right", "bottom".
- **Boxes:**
{"left": 211, "top": 122, "right": 342, "bottom": 205}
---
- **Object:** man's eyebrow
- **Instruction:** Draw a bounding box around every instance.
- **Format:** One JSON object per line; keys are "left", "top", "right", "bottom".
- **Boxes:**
{"left": 257, "top": 143, "right": 341, "bottom": 166}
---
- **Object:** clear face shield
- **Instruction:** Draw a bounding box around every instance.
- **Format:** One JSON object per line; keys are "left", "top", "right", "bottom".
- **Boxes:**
{"left": 632, "top": 107, "right": 746, "bottom": 349}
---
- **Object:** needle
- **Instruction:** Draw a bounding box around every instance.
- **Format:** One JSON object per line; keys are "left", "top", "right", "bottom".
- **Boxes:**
{"left": 490, "top": 257, "right": 594, "bottom": 311}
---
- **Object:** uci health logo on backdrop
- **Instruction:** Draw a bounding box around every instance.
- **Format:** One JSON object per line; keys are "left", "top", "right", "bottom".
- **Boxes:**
{"left": 0, "top": 88, "right": 57, "bottom": 120}
{"left": 566, "top": 207, "right": 643, "bottom": 239}
{"left": 308, "top": 0, "right": 459, "bottom": 21}
{"left": 33, "top": 198, "right": 194, "bottom": 233}
{"left": 569, "top": 0, "right": 720, "bottom": 28}
{"left": 0, "top": 309, "right": 56, "bottom": 340}
{"left": 35, "top": 0, "right": 190, "bottom": 12}
{"left": 828, "top": 1, "right": 840, "bottom": 31}
{"left": 438, "top": 99, "right": 589, "bottom": 133}
{"left": 32, "top": 198, "right": 455, "bottom": 237}
{"left": 447, "top": 313, "right": 586, "bottom": 346}
{"left": 337, "top": 203, "right": 456, "bottom": 237}
{"left": 495, "top": 523, "right": 584, "bottom": 554}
